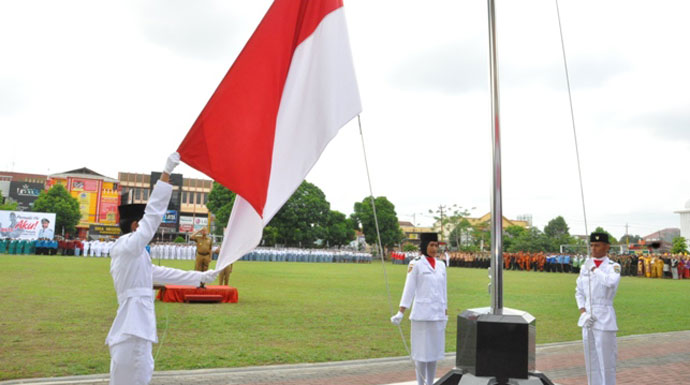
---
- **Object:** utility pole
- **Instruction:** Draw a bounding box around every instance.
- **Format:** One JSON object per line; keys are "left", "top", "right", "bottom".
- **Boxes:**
{"left": 438, "top": 204, "right": 446, "bottom": 241}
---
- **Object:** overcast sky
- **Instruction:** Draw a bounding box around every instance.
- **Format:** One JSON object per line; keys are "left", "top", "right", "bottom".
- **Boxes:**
{"left": 1, "top": 0, "right": 688, "bottom": 239}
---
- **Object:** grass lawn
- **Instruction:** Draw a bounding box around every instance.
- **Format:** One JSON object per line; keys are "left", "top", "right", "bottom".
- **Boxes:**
{"left": 1, "top": 254, "right": 688, "bottom": 380}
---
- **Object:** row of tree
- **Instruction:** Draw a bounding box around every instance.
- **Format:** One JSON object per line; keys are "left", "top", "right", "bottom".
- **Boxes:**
{"left": 206, "top": 180, "right": 404, "bottom": 249}
{"left": 10, "top": 179, "right": 688, "bottom": 256}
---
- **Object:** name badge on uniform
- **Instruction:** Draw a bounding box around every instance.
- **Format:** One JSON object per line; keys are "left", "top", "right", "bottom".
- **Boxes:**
{"left": 422, "top": 271, "right": 432, "bottom": 275}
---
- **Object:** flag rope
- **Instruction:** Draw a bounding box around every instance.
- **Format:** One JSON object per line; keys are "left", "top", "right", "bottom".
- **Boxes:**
{"left": 357, "top": 115, "right": 432, "bottom": 385}
{"left": 554, "top": 1, "right": 593, "bottom": 382}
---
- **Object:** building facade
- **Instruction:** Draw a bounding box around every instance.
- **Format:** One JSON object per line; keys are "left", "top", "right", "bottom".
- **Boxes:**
{"left": 47, "top": 168, "right": 121, "bottom": 239}
{"left": 118, "top": 171, "right": 213, "bottom": 237}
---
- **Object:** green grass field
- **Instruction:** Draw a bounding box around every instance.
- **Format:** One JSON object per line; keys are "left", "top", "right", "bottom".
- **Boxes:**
{"left": 1, "top": 254, "right": 688, "bottom": 380}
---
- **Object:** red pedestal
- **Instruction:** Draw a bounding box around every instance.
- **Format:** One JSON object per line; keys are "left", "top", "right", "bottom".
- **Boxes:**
{"left": 157, "top": 285, "right": 238, "bottom": 303}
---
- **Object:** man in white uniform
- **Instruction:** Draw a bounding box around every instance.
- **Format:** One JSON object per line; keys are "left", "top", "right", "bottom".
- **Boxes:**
{"left": 106, "top": 153, "right": 219, "bottom": 385}
{"left": 576, "top": 232, "right": 621, "bottom": 385}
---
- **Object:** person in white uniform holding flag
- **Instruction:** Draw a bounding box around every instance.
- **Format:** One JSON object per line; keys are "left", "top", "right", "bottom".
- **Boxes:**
{"left": 391, "top": 232, "right": 447, "bottom": 385}
{"left": 576, "top": 232, "right": 621, "bottom": 385}
{"left": 106, "top": 153, "right": 219, "bottom": 385}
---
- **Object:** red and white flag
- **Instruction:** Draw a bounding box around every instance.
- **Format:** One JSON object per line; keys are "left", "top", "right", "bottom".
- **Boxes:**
{"left": 177, "top": 0, "right": 361, "bottom": 270}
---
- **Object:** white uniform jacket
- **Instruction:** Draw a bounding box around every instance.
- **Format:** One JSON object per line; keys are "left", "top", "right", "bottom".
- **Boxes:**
{"left": 106, "top": 180, "right": 204, "bottom": 347}
{"left": 575, "top": 256, "right": 621, "bottom": 331}
{"left": 400, "top": 257, "right": 448, "bottom": 321}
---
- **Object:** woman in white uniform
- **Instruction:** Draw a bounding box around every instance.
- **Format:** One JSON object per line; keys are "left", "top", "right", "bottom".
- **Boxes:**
{"left": 391, "top": 232, "right": 447, "bottom": 385}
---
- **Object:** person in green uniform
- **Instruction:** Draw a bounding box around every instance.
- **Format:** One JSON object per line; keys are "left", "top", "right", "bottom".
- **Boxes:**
{"left": 8, "top": 239, "right": 17, "bottom": 254}
{"left": 192, "top": 228, "right": 213, "bottom": 287}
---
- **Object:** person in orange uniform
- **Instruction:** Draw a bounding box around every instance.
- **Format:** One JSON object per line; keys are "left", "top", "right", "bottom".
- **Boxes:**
{"left": 643, "top": 255, "right": 652, "bottom": 278}
{"left": 654, "top": 255, "right": 664, "bottom": 278}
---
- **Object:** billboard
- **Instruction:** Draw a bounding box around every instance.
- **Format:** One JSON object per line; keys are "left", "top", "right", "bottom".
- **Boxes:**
{"left": 163, "top": 210, "right": 178, "bottom": 224}
{"left": 179, "top": 216, "right": 208, "bottom": 233}
{"left": 179, "top": 216, "right": 194, "bottom": 232}
{"left": 99, "top": 190, "right": 119, "bottom": 225}
{"left": 8, "top": 182, "right": 45, "bottom": 211}
{"left": 151, "top": 172, "right": 182, "bottom": 230}
{"left": 70, "top": 178, "right": 100, "bottom": 224}
{"left": 89, "top": 224, "right": 121, "bottom": 237}
{"left": 193, "top": 217, "right": 208, "bottom": 232}
{"left": 0, "top": 210, "right": 56, "bottom": 240}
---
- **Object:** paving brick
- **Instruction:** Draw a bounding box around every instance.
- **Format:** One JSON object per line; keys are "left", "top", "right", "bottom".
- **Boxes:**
{"left": 2, "top": 330, "right": 688, "bottom": 385}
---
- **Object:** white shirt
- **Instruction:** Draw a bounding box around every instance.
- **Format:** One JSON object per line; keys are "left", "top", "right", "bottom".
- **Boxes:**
{"left": 106, "top": 181, "right": 204, "bottom": 346}
{"left": 400, "top": 256, "right": 448, "bottom": 321}
{"left": 38, "top": 227, "right": 54, "bottom": 239}
{"left": 575, "top": 256, "right": 621, "bottom": 331}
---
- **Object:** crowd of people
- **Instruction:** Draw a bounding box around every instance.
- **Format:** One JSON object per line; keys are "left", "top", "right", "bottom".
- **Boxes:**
{"left": 0, "top": 237, "right": 123, "bottom": 256}
{"left": 436, "top": 251, "right": 690, "bottom": 279}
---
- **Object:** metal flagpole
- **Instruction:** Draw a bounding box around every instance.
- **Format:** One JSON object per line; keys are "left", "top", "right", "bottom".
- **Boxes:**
{"left": 437, "top": 2, "right": 558, "bottom": 383}
{"left": 487, "top": 0, "right": 503, "bottom": 315}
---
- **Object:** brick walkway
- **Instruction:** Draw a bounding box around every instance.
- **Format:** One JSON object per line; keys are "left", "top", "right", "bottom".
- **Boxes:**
{"left": 2, "top": 330, "right": 689, "bottom": 385}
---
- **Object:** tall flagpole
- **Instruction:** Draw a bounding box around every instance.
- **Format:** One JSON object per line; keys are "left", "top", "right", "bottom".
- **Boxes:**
{"left": 437, "top": 2, "right": 558, "bottom": 383}
{"left": 487, "top": 0, "right": 503, "bottom": 315}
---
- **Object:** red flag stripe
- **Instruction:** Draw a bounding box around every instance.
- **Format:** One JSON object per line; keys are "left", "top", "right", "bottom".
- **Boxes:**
{"left": 177, "top": 0, "right": 343, "bottom": 217}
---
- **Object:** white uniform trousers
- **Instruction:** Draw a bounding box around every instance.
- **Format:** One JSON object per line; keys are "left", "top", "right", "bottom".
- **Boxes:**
{"left": 109, "top": 336, "right": 154, "bottom": 385}
{"left": 583, "top": 328, "right": 617, "bottom": 385}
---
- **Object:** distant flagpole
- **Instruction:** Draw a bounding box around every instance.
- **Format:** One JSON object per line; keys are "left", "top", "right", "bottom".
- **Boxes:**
{"left": 487, "top": 0, "right": 503, "bottom": 315}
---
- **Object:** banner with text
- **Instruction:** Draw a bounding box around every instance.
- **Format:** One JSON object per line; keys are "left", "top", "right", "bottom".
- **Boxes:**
{"left": 0, "top": 211, "right": 56, "bottom": 240}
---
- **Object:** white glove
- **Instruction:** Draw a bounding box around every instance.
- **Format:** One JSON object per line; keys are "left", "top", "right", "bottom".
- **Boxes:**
{"left": 577, "top": 312, "right": 596, "bottom": 328}
{"left": 582, "top": 258, "right": 595, "bottom": 274}
{"left": 390, "top": 311, "right": 404, "bottom": 325}
{"left": 164, "top": 152, "right": 181, "bottom": 174}
{"left": 201, "top": 269, "right": 220, "bottom": 284}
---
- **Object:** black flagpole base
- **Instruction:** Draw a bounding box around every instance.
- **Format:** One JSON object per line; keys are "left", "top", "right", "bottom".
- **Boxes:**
{"left": 433, "top": 308, "right": 556, "bottom": 385}
{"left": 434, "top": 369, "right": 556, "bottom": 385}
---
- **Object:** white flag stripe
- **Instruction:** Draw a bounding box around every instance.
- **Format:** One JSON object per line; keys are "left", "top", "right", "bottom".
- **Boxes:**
{"left": 215, "top": 8, "right": 361, "bottom": 270}
{"left": 264, "top": 8, "right": 362, "bottom": 221}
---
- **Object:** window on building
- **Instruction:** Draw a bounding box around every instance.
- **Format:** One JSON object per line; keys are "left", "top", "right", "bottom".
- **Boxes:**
{"left": 203, "top": 193, "right": 208, "bottom": 205}
{"left": 182, "top": 191, "right": 188, "bottom": 204}
{"left": 135, "top": 188, "right": 141, "bottom": 201}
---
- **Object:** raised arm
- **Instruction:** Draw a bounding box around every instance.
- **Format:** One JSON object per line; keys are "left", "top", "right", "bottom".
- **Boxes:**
{"left": 120, "top": 153, "right": 179, "bottom": 256}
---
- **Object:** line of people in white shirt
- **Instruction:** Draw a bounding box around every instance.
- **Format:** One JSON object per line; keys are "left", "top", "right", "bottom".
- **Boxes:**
{"left": 79, "top": 240, "right": 373, "bottom": 263}
{"left": 81, "top": 240, "right": 116, "bottom": 257}
{"left": 240, "top": 247, "right": 372, "bottom": 263}
{"left": 149, "top": 242, "right": 199, "bottom": 260}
